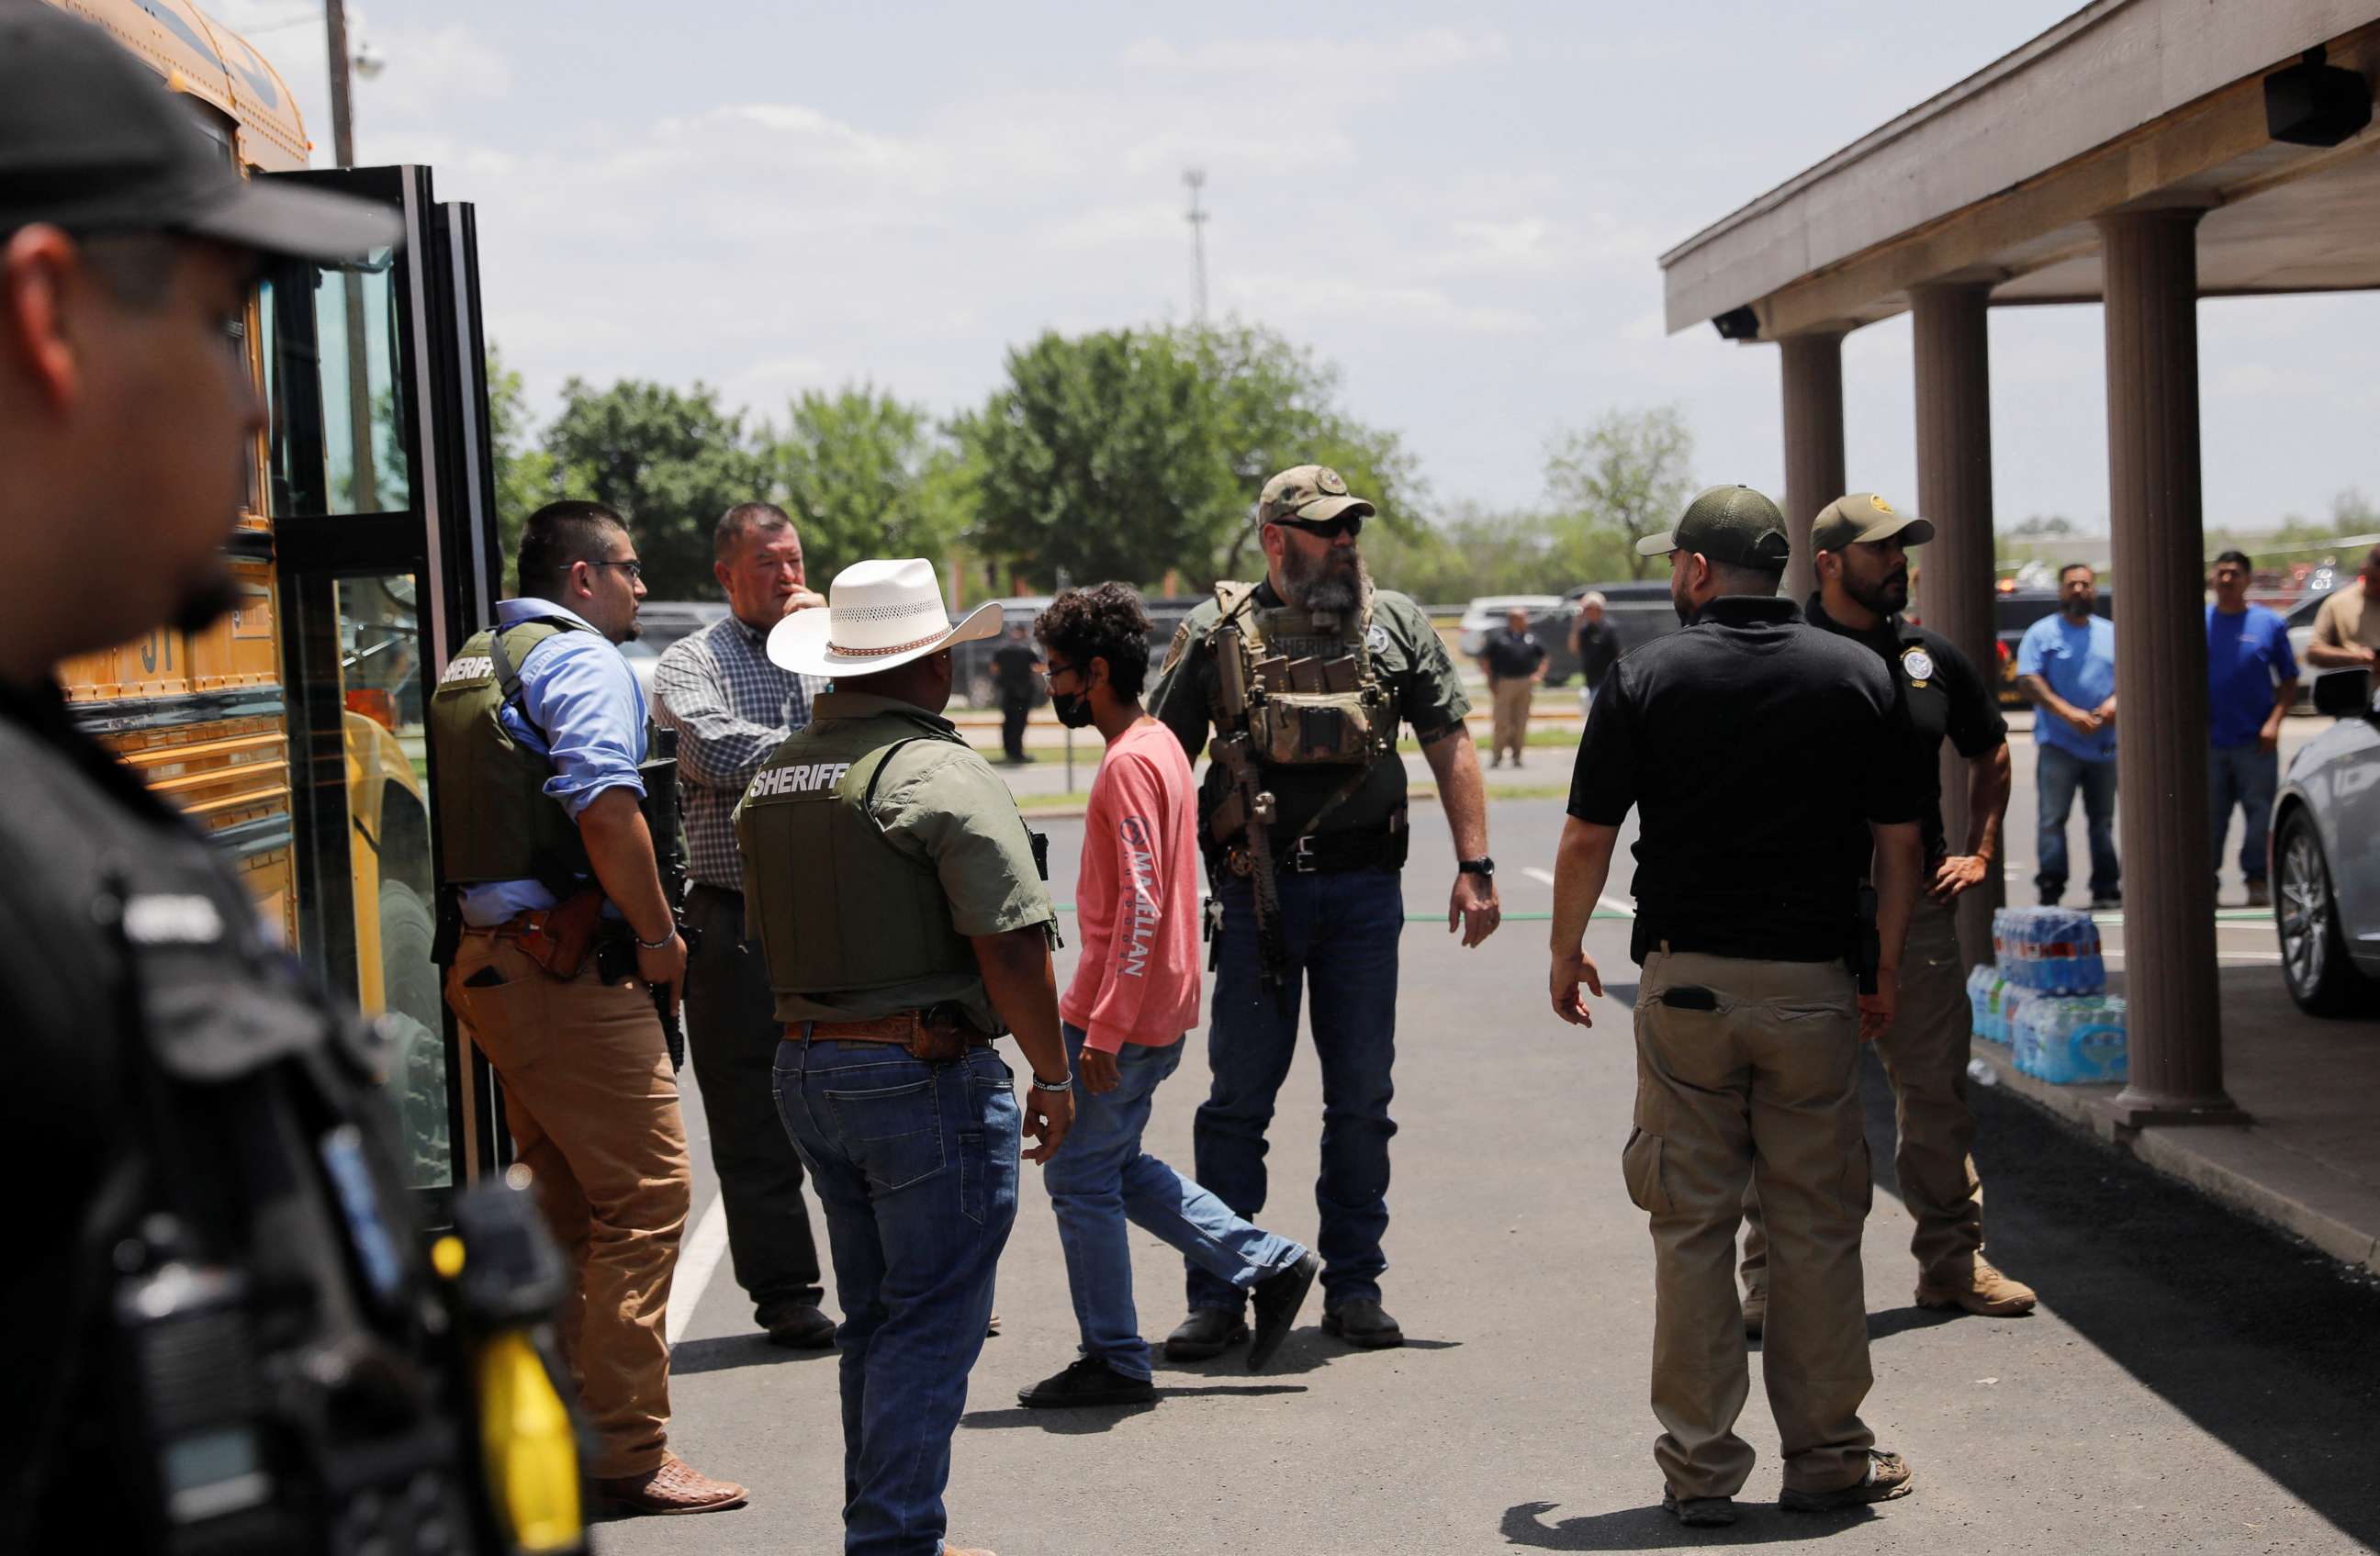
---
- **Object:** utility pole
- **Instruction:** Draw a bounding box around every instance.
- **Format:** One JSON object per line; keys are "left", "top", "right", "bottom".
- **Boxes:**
{"left": 1183, "top": 167, "right": 1209, "bottom": 324}
{"left": 323, "top": 0, "right": 355, "bottom": 167}
{"left": 322, "top": 0, "right": 377, "bottom": 509}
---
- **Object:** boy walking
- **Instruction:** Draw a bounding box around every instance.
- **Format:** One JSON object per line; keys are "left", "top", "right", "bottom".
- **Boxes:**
{"left": 1020, "top": 584, "right": 1319, "bottom": 1407}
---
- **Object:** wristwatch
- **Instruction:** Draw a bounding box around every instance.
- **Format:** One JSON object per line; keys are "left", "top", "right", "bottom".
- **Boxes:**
{"left": 1457, "top": 856, "right": 1495, "bottom": 878}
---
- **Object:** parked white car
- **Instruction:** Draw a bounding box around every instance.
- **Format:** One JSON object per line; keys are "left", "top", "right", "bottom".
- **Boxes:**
{"left": 1457, "top": 595, "right": 1564, "bottom": 657}
{"left": 2273, "top": 667, "right": 2380, "bottom": 1014}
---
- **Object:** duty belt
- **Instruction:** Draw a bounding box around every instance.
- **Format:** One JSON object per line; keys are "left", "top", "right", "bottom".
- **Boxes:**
{"left": 1249, "top": 826, "right": 1409, "bottom": 876}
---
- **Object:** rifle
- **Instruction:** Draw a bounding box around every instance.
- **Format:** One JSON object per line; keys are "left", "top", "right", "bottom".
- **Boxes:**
{"left": 638, "top": 727, "right": 699, "bottom": 1069}
{"left": 1206, "top": 621, "right": 1288, "bottom": 991}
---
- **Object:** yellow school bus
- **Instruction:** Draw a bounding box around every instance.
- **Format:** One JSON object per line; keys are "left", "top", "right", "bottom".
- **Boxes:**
{"left": 50, "top": 0, "right": 509, "bottom": 1205}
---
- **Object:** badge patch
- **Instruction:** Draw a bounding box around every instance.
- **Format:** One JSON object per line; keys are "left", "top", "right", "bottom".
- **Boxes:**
{"left": 1316, "top": 467, "right": 1348, "bottom": 496}
{"left": 1365, "top": 623, "right": 1390, "bottom": 655}
{"left": 1870, "top": 493, "right": 1894, "bottom": 513}
{"left": 1901, "top": 645, "right": 1935, "bottom": 685}
{"left": 1162, "top": 621, "right": 1193, "bottom": 673}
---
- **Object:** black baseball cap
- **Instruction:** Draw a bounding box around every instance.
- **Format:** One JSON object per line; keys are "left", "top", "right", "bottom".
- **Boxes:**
{"left": 0, "top": 3, "right": 399, "bottom": 261}
{"left": 1637, "top": 485, "right": 1792, "bottom": 572}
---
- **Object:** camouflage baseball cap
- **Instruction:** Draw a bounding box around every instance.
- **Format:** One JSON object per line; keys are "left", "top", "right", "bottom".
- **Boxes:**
{"left": 1811, "top": 492, "right": 1935, "bottom": 554}
{"left": 1637, "top": 485, "right": 1791, "bottom": 571}
{"left": 1258, "top": 465, "right": 1375, "bottom": 526}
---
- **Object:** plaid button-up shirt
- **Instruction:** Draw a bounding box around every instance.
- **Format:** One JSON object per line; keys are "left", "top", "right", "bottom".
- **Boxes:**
{"left": 651, "top": 611, "right": 827, "bottom": 890}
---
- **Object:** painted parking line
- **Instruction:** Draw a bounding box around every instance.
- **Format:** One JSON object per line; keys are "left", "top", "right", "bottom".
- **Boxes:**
{"left": 667, "top": 1194, "right": 731, "bottom": 1348}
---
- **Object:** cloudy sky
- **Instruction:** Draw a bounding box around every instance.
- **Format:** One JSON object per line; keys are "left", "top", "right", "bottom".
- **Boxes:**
{"left": 219, "top": 0, "right": 2380, "bottom": 540}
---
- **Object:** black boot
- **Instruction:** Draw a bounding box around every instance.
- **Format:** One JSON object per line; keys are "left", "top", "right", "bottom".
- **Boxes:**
{"left": 1247, "top": 1252, "right": 1319, "bottom": 1371}
{"left": 1017, "top": 1357, "right": 1155, "bottom": 1409}
{"left": 1162, "top": 1307, "right": 1248, "bottom": 1360}
{"left": 1321, "top": 1298, "right": 1405, "bottom": 1349}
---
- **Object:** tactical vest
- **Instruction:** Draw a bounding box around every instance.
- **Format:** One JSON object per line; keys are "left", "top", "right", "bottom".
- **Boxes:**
{"left": 736, "top": 708, "right": 978, "bottom": 1001}
{"left": 1209, "top": 580, "right": 1398, "bottom": 765}
{"left": 429, "top": 618, "right": 600, "bottom": 891}
{"left": 0, "top": 696, "right": 572, "bottom": 1556}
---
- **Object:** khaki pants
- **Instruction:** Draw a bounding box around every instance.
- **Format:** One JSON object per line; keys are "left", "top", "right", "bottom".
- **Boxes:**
{"left": 1743, "top": 892, "right": 1981, "bottom": 1285}
{"left": 1628, "top": 949, "right": 1876, "bottom": 1499}
{"left": 447, "top": 931, "right": 691, "bottom": 1480}
{"left": 1489, "top": 676, "right": 1533, "bottom": 762}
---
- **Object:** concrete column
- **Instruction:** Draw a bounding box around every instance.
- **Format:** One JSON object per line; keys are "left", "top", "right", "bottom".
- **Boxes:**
{"left": 1779, "top": 330, "right": 1847, "bottom": 605}
{"left": 1911, "top": 283, "right": 2004, "bottom": 968}
{"left": 2095, "top": 207, "right": 2244, "bottom": 1126}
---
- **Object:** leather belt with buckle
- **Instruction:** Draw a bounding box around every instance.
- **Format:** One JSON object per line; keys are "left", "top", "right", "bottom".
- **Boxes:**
{"left": 790, "top": 1006, "right": 994, "bottom": 1064}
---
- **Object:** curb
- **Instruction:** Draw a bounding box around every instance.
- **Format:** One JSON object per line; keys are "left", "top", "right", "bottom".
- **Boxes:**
{"left": 1973, "top": 1035, "right": 2380, "bottom": 1276}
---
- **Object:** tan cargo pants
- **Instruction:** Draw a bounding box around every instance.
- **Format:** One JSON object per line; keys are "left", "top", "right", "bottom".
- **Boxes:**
{"left": 1627, "top": 949, "right": 1877, "bottom": 1499}
{"left": 447, "top": 930, "right": 691, "bottom": 1480}
{"left": 1489, "top": 676, "right": 1533, "bottom": 763}
{"left": 1742, "top": 892, "right": 1982, "bottom": 1287}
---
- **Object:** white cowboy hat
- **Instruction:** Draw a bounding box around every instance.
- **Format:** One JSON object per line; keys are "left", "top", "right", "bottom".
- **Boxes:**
{"left": 768, "top": 557, "right": 1004, "bottom": 677}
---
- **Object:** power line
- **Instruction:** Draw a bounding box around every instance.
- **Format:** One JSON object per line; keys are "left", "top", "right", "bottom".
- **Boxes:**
{"left": 1183, "top": 168, "right": 1209, "bottom": 324}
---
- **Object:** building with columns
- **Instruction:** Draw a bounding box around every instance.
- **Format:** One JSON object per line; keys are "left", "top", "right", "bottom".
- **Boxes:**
{"left": 1659, "top": 0, "right": 2380, "bottom": 1131}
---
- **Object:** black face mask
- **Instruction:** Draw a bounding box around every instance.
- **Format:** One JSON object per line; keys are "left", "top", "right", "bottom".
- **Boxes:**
{"left": 1049, "top": 687, "right": 1096, "bottom": 729}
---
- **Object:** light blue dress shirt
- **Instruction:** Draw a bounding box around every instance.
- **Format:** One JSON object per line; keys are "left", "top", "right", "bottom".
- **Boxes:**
{"left": 2016, "top": 611, "right": 2118, "bottom": 763}
{"left": 457, "top": 598, "right": 648, "bottom": 927}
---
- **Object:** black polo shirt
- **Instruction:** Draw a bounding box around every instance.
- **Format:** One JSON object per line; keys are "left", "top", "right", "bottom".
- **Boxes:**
{"left": 1574, "top": 618, "right": 1621, "bottom": 688}
{"left": 1566, "top": 595, "right": 1932, "bottom": 963}
{"left": 1807, "top": 595, "right": 2007, "bottom": 866}
{"left": 1482, "top": 626, "right": 1544, "bottom": 679}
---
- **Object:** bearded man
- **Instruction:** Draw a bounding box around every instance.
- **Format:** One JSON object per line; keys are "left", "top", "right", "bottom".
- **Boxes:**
{"left": 1738, "top": 494, "right": 2035, "bottom": 1333}
{"left": 1145, "top": 465, "right": 1500, "bottom": 1358}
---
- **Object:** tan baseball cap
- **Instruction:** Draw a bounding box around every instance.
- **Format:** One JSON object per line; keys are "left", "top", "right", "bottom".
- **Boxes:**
{"left": 1258, "top": 465, "right": 1375, "bottom": 527}
{"left": 1811, "top": 493, "right": 1935, "bottom": 554}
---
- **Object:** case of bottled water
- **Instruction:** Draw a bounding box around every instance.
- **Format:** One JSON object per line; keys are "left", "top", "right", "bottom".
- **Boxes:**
{"left": 1989, "top": 906, "right": 2106, "bottom": 995}
{"left": 2011, "top": 994, "right": 2127, "bottom": 1083}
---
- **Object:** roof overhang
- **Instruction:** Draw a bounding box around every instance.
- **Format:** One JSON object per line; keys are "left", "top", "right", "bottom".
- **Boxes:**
{"left": 1660, "top": 0, "right": 2380, "bottom": 340}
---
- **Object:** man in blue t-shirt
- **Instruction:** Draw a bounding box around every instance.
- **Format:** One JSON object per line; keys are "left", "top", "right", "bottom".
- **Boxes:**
{"left": 2016, "top": 563, "right": 2119, "bottom": 908}
{"left": 2205, "top": 550, "right": 2299, "bottom": 908}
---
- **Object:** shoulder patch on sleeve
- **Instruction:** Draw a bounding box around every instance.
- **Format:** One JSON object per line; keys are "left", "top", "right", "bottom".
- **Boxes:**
{"left": 1161, "top": 620, "right": 1195, "bottom": 674}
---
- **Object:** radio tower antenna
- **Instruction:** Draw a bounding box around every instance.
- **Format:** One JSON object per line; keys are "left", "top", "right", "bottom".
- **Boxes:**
{"left": 1184, "top": 167, "right": 1210, "bottom": 323}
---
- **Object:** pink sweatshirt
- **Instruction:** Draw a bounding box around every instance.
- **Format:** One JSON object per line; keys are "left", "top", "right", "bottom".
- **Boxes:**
{"left": 1060, "top": 719, "right": 1204, "bottom": 1053}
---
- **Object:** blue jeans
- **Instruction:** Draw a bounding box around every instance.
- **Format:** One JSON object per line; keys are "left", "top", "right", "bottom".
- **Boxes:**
{"left": 1046, "top": 1024, "right": 1307, "bottom": 1379}
{"left": 2035, "top": 744, "right": 2120, "bottom": 901}
{"left": 772, "top": 1036, "right": 1018, "bottom": 1556}
{"left": 1190, "top": 866, "right": 1403, "bottom": 1313}
{"left": 2208, "top": 743, "right": 2280, "bottom": 885}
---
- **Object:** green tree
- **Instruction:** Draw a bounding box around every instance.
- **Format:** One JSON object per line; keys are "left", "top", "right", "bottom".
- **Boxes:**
{"left": 485, "top": 346, "right": 553, "bottom": 593}
{"left": 1177, "top": 321, "right": 1423, "bottom": 577}
{"left": 958, "top": 319, "right": 1420, "bottom": 591}
{"left": 1544, "top": 405, "right": 1696, "bottom": 580}
{"left": 959, "top": 328, "right": 1232, "bottom": 588}
{"left": 540, "top": 378, "right": 772, "bottom": 599}
{"left": 771, "top": 386, "right": 971, "bottom": 581}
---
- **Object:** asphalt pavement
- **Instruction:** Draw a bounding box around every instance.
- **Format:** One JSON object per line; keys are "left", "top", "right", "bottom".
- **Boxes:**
{"left": 609, "top": 781, "right": 2380, "bottom": 1555}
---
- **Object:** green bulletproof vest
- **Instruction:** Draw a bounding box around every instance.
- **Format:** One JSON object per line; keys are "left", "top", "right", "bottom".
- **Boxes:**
{"left": 735, "top": 709, "right": 977, "bottom": 1000}
{"left": 428, "top": 617, "right": 597, "bottom": 890}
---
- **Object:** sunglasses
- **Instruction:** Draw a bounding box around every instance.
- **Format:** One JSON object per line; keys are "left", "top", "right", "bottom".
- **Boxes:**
{"left": 1273, "top": 513, "right": 1364, "bottom": 541}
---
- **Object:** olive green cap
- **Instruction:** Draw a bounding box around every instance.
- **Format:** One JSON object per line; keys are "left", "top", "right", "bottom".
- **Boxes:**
{"left": 1637, "top": 485, "right": 1791, "bottom": 571}
{"left": 1258, "top": 465, "right": 1375, "bottom": 526}
{"left": 1811, "top": 492, "right": 1936, "bottom": 554}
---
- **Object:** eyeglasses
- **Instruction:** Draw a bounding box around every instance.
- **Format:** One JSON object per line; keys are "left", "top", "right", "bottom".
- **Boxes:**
{"left": 1274, "top": 514, "right": 1364, "bottom": 541}
{"left": 1041, "top": 659, "right": 1078, "bottom": 684}
{"left": 590, "top": 559, "right": 645, "bottom": 581}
